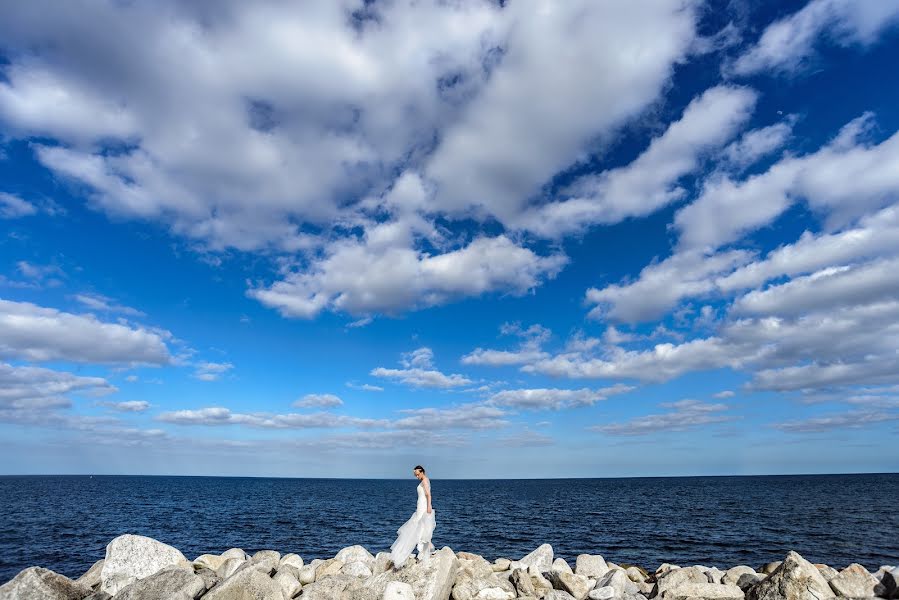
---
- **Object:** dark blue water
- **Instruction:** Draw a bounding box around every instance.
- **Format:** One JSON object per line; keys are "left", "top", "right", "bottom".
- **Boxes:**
{"left": 1, "top": 474, "right": 897, "bottom": 584}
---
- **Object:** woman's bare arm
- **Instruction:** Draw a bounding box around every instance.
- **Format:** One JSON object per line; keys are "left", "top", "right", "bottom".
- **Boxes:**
{"left": 424, "top": 478, "right": 433, "bottom": 513}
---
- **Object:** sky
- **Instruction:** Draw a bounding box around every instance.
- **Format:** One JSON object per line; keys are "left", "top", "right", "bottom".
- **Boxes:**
{"left": 1, "top": 0, "right": 899, "bottom": 479}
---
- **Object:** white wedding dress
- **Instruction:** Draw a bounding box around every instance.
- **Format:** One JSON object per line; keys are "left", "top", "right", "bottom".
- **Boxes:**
{"left": 390, "top": 481, "right": 436, "bottom": 568}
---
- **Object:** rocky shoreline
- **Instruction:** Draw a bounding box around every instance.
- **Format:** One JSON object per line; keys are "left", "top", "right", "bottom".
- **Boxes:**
{"left": 1, "top": 534, "right": 897, "bottom": 600}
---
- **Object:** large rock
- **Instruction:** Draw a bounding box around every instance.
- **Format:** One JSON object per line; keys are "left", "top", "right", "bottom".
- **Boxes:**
{"left": 337, "top": 545, "right": 375, "bottom": 565}
{"left": 220, "top": 549, "right": 247, "bottom": 561}
{"left": 577, "top": 556, "right": 609, "bottom": 579}
{"left": 343, "top": 561, "right": 375, "bottom": 578}
{"left": 280, "top": 554, "right": 304, "bottom": 570}
{"left": 625, "top": 567, "right": 647, "bottom": 583}
{"left": 251, "top": 550, "right": 280, "bottom": 563}
{"left": 879, "top": 567, "right": 899, "bottom": 599}
{"left": 203, "top": 566, "right": 286, "bottom": 600}
{"left": 76, "top": 560, "right": 105, "bottom": 590}
{"left": 194, "top": 554, "right": 227, "bottom": 572}
{"left": 828, "top": 564, "right": 879, "bottom": 598}
{"left": 547, "top": 571, "right": 593, "bottom": 600}
{"left": 553, "top": 559, "right": 574, "bottom": 575}
{"left": 815, "top": 565, "right": 839, "bottom": 582}
{"left": 520, "top": 545, "right": 554, "bottom": 573}
{"left": 111, "top": 565, "right": 206, "bottom": 600}
{"left": 358, "top": 547, "right": 460, "bottom": 600}
{"left": 383, "top": 581, "right": 416, "bottom": 600}
{"left": 546, "top": 591, "right": 577, "bottom": 600}
{"left": 0, "top": 567, "right": 92, "bottom": 600}
{"left": 655, "top": 566, "right": 709, "bottom": 597}
{"left": 216, "top": 558, "right": 245, "bottom": 579}
{"left": 660, "top": 582, "right": 744, "bottom": 600}
{"left": 590, "top": 587, "right": 616, "bottom": 600}
{"left": 747, "top": 551, "right": 835, "bottom": 600}
{"left": 315, "top": 558, "right": 345, "bottom": 580}
{"left": 100, "top": 534, "right": 189, "bottom": 595}
{"left": 598, "top": 569, "right": 639, "bottom": 597}
{"left": 511, "top": 569, "right": 537, "bottom": 597}
{"left": 300, "top": 574, "right": 359, "bottom": 600}
{"left": 722, "top": 567, "right": 756, "bottom": 587}
{"left": 273, "top": 570, "right": 301, "bottom": 599}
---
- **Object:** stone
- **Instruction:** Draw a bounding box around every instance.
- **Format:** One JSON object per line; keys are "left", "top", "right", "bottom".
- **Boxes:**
{"left": 273, "top": 570, "right": 302, "bottom": 599}
{"left": 747, "top": 551, "right": 835, "bottom": 600}
{"left": 111, "top": 565, "right": 206, "bottom": 600}
{"left": 589, "top": 586, "right": 615, "bottom": 600}
{"left": 546, "top": 591, "right": 577, "bottom": 600}
{"left": 251, "top": 550, "right": 281, "bottom": 563}
{"left": 511, "top": 569, "right": 536, "bottom": 597}
{"left": 337, "top": 545, "right": 375, "bottom": 565}
{"left": 315, "top": 558, "right": 345, "bottom": 580}
{"left": 344, "top": 560, "right": 375, "bottom": 578}
{"left": 280, "top": 553, "right": 304, "bottom": 570}
{"left": 656, "top": 564, "right": 681, "bottom": 577}
{"left": 554, "top": 559, "right": 574, "bottom": 574}
{"left": 100, "top": 534, "right": 189, "bottom": 596}
{"left": 383, "top": 581, "right": 416, "bottom": 600}
{"left": 194, "top": 554, "right": 227, "bottom": 572}
{"left": 0, "top": 566, "right": 92, "bottom": 600}
{"left": 626, "top": 567, "right": 647, "bottom": 583}
{"left": 373, "top": 552, "right": 394, "bottom": 575}
{"left": 759, "top": 563, "right": 782, "bottom": 576}
{"left": 598, "top": 569, "right": 639, "bottom": 597}
{"left": 576, "top": 555, "right": 609, "bottom": 579}
{"left": 298, "top": 563, "right": 318, "bottom": 585}
{"left": 829, "top": 564, "right": 879, "bottom": 598}
{"left": 359, "top": 547, "right": 460, "bottom": 600}
{"left": 493, "top": 559, "right": 512, "bottom": 572}
{"left": 220, "top": 548, "right": 247, "bottom": 561}
{"left": 84, "top": 593, "right": 112, "bottom": 600}
{"left": 458, "top": 553, "right": 486, "bottom": 561}
{"left": 76, "top": 560, "right": 105, "bottom": 589}
{"left": 735, "top": 573, "right": 764, "bottom": 592}
{"left": 216, "top": 558, "right": 245, "bottom": 579}
{"left": 878, "top": 567, "right": 899, "bottom": 598}
{"left": 722, "top": 567, "right": 756, "bottom": 587}
{"left": 451, "top": 555, "right": 514, "bottom": 600}
{"left": 194, "top": 567, "right": 220, "bottom": 591}
{"left": 547, "top": 571, "right": 593, "bottom": 600}
{"left": 300, "top": 573, "right": 359, "bottom": 600}
{"left": 815, "top": 565, "right": 839, "bottom": 582}
{"left": 707, "top": 568, "right": 726, "bottom": 584}
{"left": 655, "top": 566, "right": 710, "bottom": 598}
{"left": 203, "top": 566, "right": 286, "bottom": 600}
{"left": 520, "top": 545, "right": 554, "bottom": 573}
{"left": 660, "top": 582, "right": 744, "bottom": 600}
{"left": 240, "top": 555, "right": 278, "bottom": 576}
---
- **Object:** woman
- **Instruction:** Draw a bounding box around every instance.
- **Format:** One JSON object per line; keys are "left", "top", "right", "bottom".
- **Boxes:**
{"left": 390, "top": 465, "right": 436, "bottom": 568}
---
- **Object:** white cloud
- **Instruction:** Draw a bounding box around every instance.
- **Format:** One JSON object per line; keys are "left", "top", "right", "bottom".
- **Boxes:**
{"left": 488, "top": 384, "right": 633, "bottom": 410}
{"left": 193, "top": 361, "right": 233, "bottom": 381}
{"left": 156, "top": 407, "right": 387, "bottom": 429}
{"left": 510, "top": 85, "right": 758, "bottom": 238}
{"left": 772, "top": 408, "right": 899, "bottom": 433}
{"left": 0, "top": 298, "right": 171, "bottom": 365}
{"left": 591, "top": 399, "right": 737, "bottom": 436}
{"left": 733, "top": 0, "right": 899, "bottom": 76}
{"left": 293, "top": 393, "right": 343, "bottom": 409}
{"left": 462, "top": 322, "right": 551, "bottom": 366}
{"left": 346, "top": 382, "right": 383, "bottom": 392}
{"left": 97, "top": 400, "right": 150, "bottom": 412}
{"left": 0, "top": 192, "right": 37, "bottom": 218}
{"left": 393, "top": 402, "right": 509, "bottom": 430}
{"left": 721, "top": 119, "right": 794, "bottom": 170}
{"left": 372, "top": 347, "right": 472, "bottom": 388}
{"left": 0, "top": 362, "right": 116, "bottom": 412}
{"left": 713, "top": 390, "right": 735, "bottom": 399}
{"left": 73, "top": 293, "right": 145, "bottom": 317}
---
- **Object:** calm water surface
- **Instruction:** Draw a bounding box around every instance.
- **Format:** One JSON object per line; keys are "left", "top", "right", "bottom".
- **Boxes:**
{"left": 1, "top": 474, "right": 897, "bottom": 583}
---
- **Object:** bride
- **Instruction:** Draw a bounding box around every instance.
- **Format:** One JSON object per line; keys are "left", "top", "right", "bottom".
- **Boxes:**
{"left": 390, "top": 465, "right": 436, "bottom": 568}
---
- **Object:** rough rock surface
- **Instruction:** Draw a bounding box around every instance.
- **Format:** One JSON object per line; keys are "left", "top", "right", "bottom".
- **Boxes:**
{"left": 111, "top": 565, "right": 206, "bottom": 600}
{"left": 576, "top": 555, "right": 609, "bottom": 579}
{"left": 203, "top": 565, "right": 286, "bottom": 600}
{"left": 747, "top": 552, "right": 835, "bottom": 600}
{"left": 76, "top": 560, "right": 105, "bottom": 590}
{"left": 383, "top": 581, "right": 416, "bottom": 600}
{"left": 828, "top": 564, "right": 879, "bottom": 598}
{"left": 660, "top": 582, "right": 745, "bottom": 600}
{"left": 100, "top": 534, "right": 189, "bottom": 595}
{"left": 519, "top": 545, "right": 554, "bottom": 573}
{"left": 722, "top": 567, "right": 756, "bottom": 587}
{"left": 0, "top": 566, "right": 92, "bottom": 600}
{"left": 598, "top": 569, "right": 639, "bottom": 597}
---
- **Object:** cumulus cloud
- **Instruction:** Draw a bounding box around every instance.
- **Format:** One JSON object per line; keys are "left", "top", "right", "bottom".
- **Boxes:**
{"left": 488, "top": 384, "right": 633, "bottom": 410}
{"left": 0, "top": 192, "right": 37, "bottom": 218}
{"left": 772, "top": 408, "right": 899, "bottom": 433}
{"left": 346, "top": 382, "right": 383, "bottom": 392}
{"left": 733, "top": 0, "right": 899, "bottom": 76}
{"left": 293, "top": 393, "right": 343, "bottom": 409}
{"left": 192, "top": 361, "right": 233, "bottom": 381}
{"left": 462, "top": 322, "right": 551, "bottom": 366}
{"left": 156, "top": 407, "right": 387, "bottom": 429}
{"left": 0, "top": 298, "right": 171, "bottom": 365}
{"left": 97, "top": 400, "right": 151, "bottom": 412}
{"left": 0, "top": 362, "right": 116, "bottom": 412}
{"left": 591, "top": 399, "right": 737, "bottom": 436}
{"left": 372, "top": 347, "right": 472, "bottom": 388}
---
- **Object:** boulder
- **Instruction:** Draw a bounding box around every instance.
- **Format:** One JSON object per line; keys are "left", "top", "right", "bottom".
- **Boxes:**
{"left": 546, "top": 591, "right": 577, "bottom": 600}
{"left": 383, "top": 581, "right": 416, "bottom": 600}
{"left": 344, "top": 560, "right": 375, "bottom": 578}
{"left": 493, "top": 559, "right": 512, "bottom": 573}
{"left": 458, "top": 553, "right": 485, "bottom": 562}
{"left": 84, "top": 593, "right": 112, "bottom": 600}
{"left": 452, "top": 556, "right": 513, "bottom": 600}
{"left": 273, "top": 570, "right": 302, "bottom": 599}
{"left": 359, "top": 547, "right": 460, "bottom": 600}
{"left": 216, "top": 558, "right": 245, "bottom": 579}
{"left": 759, "top": 563, "right": 782, "bottom": 576}
{"left": 598, "top": 569, "right": 640, "bottom": 599}
{"left": 336, "top": 545, "right": 375, "bottom": 565}
{"left": 298, "top": 563, "right": 318, "bottom": 585}
{"left": 315, "top": 558, "right": 345, "bottom": 580}
{"left": 625, "top": 567, "right": 647, "bottom": 583}
{"left": 203, "top": 566, "right": 286, "bottom": 600}
{"left": 655, "top": 566, "right": 711, "bottom": 597}
{"left": 815, "top": 565, "right": 839, "bottom": 582}
{"left": 576, "top": 555, "right": 609, "bottom": 579}
{"left": 878, "top": 567, "right": 899, "bottom": 598}
{"left": 220, "top": 549, "right": 247, "bottom": 561}
{"left": 194, "top": 554, "right": 227, "bottom": 572}
{"left": 193, "top": 567, "right": 220, "bottom": 591}
{"left": 547, "top": 571, "right": 593, "bottom": 600}
{"left": 239, "top": 555, "right": 278, "bottom": 576}
{"left": 0, "top": 566, "right": 92, "bottom": 600}
{"left": 656, "top": 565, "right": 680, "bottom": 578}
{"left": 110, "top": 565, "right": 206, "bottom": 600}
{"left": 747, "top": 551, "right": 835, "bottom": 600}
{"left": 300, "top": 573, "right": 359, "bottom": 600}
{"left": 251, "top": 550, "right": 281, "bottom": 563}
{"left": 511, "top": 569, "right": 536, "bottom": 597}
{"left": 589, "top": 587, "right": 615, "bottom": 600}
{"left": 828, "top": 564, "right": 879, "bottom": 598}
{"left": 373, "top": 553, "right": 394, "bottom": 576}
{"left": 520, "top": 545, "right": 554, "bottom": 573}
{"left": 660, "top": 582, "right": 744, "bottom": 600}
{"left": 76, "top": 560, "right": 105, "bottom": 589}
{"left": 707, "top": 568, "right": 726, "bottom": 584}
{"left": 735, "top": 573, "right": 764, "bottom": 592}
{"left": 554, "top": 559, "right": 574, "bottom": 574}
{"left": 280, "top": 554, "right": 304, "bottom": 570}
{"left": 100, "top": 534, "right": 189, "bottom": 595}
{"left": 722, "top": 567, "right": 756, "bottom": 587}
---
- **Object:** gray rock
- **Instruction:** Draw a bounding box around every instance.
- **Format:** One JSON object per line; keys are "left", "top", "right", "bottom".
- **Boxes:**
{"left": 829, "top": 564, "right": 879, "bottom": 598}
{"left": 878, "top": 567, "right": 899, "bottom": 599}
{"left": 815, "top": 565, "right": 839, "bottom": 582}
{"left": 359, "top": 547, "right": 460, "bottom": 600}
{"left": 193, "top": 554, "right": 227, "bottom": 572}
{"left": 576, "top": 556, "right": 609, "bottom": 579}
{"left": 511, "top": 569, "right": 536, "bottom": 597}
{"left": 545, "top": 591, "right": 577, "bottom": 600}
{"left": 298, "top": 563, "right": 318, "bottom": 585}
{"left": 493, "top": 559, "right": 512, "bottom": 573}
{"left": 452, "top": 556, "right": 510, "bottom": 600}
{"left": 315, "top": 558, "right": 345, "bottom": 580}
{"left": 589, "top": 586, "right": 615, "bottom": 600}
{"left": 656, "top": 565, "right": 680, "bottom": 578}
{"left": 76, "top": 560, "right": 105, "bottom": 590}
{"left": 215, "top": 558, "right": 245, "bottom": 579}
{"left": 280, "top": 554, "right": 304, "bottom": 570}
{"left": 625, "top": 567, "right": 646, "bottom": 584}
{"left": 84, "top": 593, "right": 112, "bottom": 600}
{"left": 660, "top": 582, "right": 744, "bottom": 600}
{"left": 0, "top": 567, "right": 92, "bottom": 600}
{"left": 520, "top": 545, "right": 554, "bottom": 573}
{"left": 110, "top": 565, "right": 206, "bottom": 600}
{"left": 273, "top": 570, "right": 301, "bottom": 599}
{"left": 747, "top": 551, "right": 835, "bottom": 600}
{"left": 193, "top": 567, "right": 220, "bottom": 591}
{"left": 250, "top": 550, "right": 281, "bottom": 563}
{"left": 383, "top": 581, "right": 416, "bottom": 600}
{"left": 735, "top": 573, "right": 764, "bottom": 592}
{"left": 597, "top": 569, "right": 639, "bottom": 597}
{"left": 343, "top": 560, "right": 375, "bottom": 578}
{"left": 722, "top": 567, "right": 756, "bottom": 587}
{"left": 759, "top": 563, "right": 782, "bottom": 576}
{"left": 547, "top": 571, "right": 593, "bottom": 600}
{"left": 554, "top": 559, "right": 574, "bottom": 575}
{"left": 300, "top": 573, "right": 359, "bottom": 600}
{"left": 203, "top": 566, "right": 286, "bottom": 600}
{"left": 336, "top": 545, "right": 375, "bottom": 565}
{"left": 372, "top": 553, "right": 394, "bottom": 576}
{"left": 655, "top": 566, "right": 712, "bottom": 597}
{"left": 707, "top": 568, "right": 726, "bottom": 584}
{"left": 220, "top": 549, "right": 246, "bottom": 561}
{"left": 100, "top": 534, "right": 189, "bottom": 596}
{"left": 236, "top": 555, "right": 278, "bottom": 577}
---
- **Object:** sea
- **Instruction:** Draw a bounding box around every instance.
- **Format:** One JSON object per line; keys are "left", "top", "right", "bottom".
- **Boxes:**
{"left": 1, "top": 473, "right": 897, "bottom": 584}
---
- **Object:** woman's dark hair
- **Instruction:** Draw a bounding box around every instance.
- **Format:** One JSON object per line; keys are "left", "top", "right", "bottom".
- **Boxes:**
{"left": 414, "top": 465, "right": 425, "bottom": 473}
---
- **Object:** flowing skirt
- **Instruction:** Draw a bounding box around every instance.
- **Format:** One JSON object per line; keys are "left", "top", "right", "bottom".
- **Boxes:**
{"left": 390, "top": 508, "right": 436, "bottom": 568}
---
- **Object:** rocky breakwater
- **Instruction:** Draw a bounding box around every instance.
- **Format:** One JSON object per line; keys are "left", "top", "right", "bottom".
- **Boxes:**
{"left": 1, "top": 534, "right": 898, "bottom": 600}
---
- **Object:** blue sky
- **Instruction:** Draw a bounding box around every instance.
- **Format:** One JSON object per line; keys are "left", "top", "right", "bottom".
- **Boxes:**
{"left": 1, "top": 0, "right": 898, "bottom": 478}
